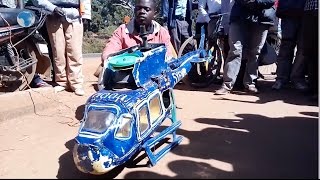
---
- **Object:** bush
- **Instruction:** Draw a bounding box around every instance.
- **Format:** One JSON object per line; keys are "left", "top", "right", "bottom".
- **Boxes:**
{"left": 98, "top": 25, "right": 118, "bottom": 37}
{"left": 82, "top": 25, "right": 118, "bottom": 53}
{"left": 82, "top": 31, "right": 107, "bottom": 53}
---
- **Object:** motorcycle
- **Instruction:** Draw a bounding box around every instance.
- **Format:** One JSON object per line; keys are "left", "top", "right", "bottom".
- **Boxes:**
{"left": 0, "top": 3, "right": 52, "bottom": 93}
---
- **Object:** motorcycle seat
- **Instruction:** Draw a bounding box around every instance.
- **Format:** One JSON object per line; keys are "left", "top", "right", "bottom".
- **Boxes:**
{"left": 0, "top": 8, "right": 31, "bottom": 27}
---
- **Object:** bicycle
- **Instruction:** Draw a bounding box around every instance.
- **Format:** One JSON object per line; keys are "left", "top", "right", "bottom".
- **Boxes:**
{"left": 177, "top": 13, "right": 228, "bottom": 88}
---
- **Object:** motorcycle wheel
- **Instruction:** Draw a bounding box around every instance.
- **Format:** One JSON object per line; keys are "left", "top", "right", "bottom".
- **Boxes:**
{"left": 0, "top": 40, "right": 37, "bottom": 93}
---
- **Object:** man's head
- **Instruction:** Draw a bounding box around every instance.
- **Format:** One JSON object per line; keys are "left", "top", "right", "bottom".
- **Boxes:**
{"left": 134, "top": 0, "right": 155, "bottom": 26}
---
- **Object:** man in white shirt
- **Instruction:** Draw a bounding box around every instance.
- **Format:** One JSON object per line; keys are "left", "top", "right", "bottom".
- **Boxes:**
{"left": 32, "top": 0, "right": 86, "bottom": 96}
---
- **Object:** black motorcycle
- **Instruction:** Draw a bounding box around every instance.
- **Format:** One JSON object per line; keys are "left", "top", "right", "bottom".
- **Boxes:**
{"left": 0, "top": 5, "right": 52, "bottom": 93}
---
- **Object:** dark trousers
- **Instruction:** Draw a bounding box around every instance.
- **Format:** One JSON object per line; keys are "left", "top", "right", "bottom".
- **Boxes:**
{"left": 302, "top": 11, "right": 318, "bottom": 95}
{"left": 169, "top": 19, "right": 191, "bottom": 53}
{"left": 195, "top": 22, "right": 208, "bottom": 48}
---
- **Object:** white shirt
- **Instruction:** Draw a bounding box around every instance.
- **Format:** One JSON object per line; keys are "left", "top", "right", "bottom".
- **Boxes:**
{"left": 175, "top": 0, "right": 188, "bottom": 17}
{"left": 32, "top": 0, "right": 81, "bottom": 23}
{"left": 196, "top": 0, "right": 221, "bottom": 23}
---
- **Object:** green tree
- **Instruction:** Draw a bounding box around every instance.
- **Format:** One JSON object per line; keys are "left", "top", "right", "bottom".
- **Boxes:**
{"left": 84, "top": 0, "right": 162, "bottom": 53}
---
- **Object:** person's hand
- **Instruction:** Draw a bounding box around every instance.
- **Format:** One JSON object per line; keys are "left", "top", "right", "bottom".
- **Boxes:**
{"left": 53, "top": 7, "right": 65, "bottom": 17}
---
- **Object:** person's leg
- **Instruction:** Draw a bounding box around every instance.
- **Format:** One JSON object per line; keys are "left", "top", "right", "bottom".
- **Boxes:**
{"left": 38, "top": 24, "right": 55, "bottom": 83}
{"left": 207, "top": 17, "right": 219, "bottom": 51}
{"left": 290, "top": 18, "right": 308, "bottom": 91}
{"left": 215, "top": 22, "right": 245, "bottom": 95}
{"left": 272, "top": 18, "right": 299, "bottom": 89}
{"left": 243, "top": 23, "right": 269, "bottom": 92}
{"left": 302, "top": 11, "right": 318, "bottom": 99}
{"left": 176, "top": 19, "right": 190, "bottom": 52}
{"left": 64, "top": 20, "right": 85, "bottom": 96}
{"left": 169, "top": 25, "right": 180, "bottom": 54}
{"left": 30, "top": 73, "right": 51, "bottom": 88}
{"left": 46, "top": 16, "right": 67, "bottom": 89}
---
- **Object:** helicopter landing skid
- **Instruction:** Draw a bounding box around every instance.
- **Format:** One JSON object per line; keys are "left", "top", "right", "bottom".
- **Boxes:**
{"left": 142, "top": 120, "right": 183, "bottom": 167}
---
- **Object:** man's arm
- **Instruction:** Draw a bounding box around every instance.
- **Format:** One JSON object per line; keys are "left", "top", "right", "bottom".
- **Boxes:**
{"left": 101, "top": 26, "right": 124, "bottom": 62}
{"left": 31, "top": 0, "right": 57, "bottom": 12}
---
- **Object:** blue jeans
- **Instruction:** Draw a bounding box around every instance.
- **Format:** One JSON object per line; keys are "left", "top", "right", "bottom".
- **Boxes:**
{"left": 222, "top": 21, "right": 269, "bottom": 90}
{"left": 275, "top": 18, "right": 306, "bottom": 84}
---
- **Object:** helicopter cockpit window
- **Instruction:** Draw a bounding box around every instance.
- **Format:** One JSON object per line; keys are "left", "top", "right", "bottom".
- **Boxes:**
{"left": 83, "top": 110, "right": 116, "bottom": 133}
{"left": 115, "top": 114, "right": 133, "bottom": 139}
{"left": 149, "top": 94, "right": 162, "bottom": 124}
{"left": 138, "top": 105, "right": 149, "bottom": 134}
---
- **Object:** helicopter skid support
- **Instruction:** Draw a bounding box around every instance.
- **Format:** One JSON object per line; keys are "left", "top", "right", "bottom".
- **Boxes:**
{"left": 142, "top": 120, "right": 183, "bottom": 167}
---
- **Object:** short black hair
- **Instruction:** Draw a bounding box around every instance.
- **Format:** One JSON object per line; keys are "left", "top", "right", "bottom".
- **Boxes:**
{"left": 134, "top": 0, "right": 155, "bottom": 9}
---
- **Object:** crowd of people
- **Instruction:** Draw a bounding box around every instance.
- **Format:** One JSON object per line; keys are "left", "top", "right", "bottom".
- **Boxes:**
{"left": 2, "top": 0, "right": 316, "bottom": 101}
{"left": 158, "top": 0, "right": 318, "bottom": 101}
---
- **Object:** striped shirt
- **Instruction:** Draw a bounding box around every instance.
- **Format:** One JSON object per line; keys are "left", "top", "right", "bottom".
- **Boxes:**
{"left": 304, "top": 0, "right": 318, "bottom": 11}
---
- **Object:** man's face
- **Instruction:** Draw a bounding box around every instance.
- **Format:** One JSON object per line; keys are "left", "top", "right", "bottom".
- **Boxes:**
{"left": 134, "top": 0, "right": 154, "bottom": 26}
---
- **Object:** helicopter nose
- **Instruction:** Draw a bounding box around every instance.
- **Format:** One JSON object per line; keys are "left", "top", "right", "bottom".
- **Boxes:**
{"left": 73, "top": 143, "right": 117, "bottom": 175}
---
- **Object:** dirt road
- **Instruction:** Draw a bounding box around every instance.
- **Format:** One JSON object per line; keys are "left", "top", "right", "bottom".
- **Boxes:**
{"left": 0, "top": 58, "right": 318, "bottom": 179}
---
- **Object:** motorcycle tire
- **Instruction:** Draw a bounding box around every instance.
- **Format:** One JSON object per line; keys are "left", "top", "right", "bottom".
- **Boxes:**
{"left": 0, "top": 40, "right": 37, "bottom": 93}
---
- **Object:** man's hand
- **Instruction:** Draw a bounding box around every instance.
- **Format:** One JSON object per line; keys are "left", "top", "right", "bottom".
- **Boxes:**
{"left": 53, "top": 7, "right": 65, "bottom": 17}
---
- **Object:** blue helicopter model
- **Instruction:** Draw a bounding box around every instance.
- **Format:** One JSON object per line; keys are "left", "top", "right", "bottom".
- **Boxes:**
{"left": 72, "top": 26, "right": 208, "bottom": 175}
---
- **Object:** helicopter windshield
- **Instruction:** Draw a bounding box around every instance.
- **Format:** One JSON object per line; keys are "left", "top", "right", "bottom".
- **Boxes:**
{"left": 82, "top": 104, "right": 119, "bottom": 134}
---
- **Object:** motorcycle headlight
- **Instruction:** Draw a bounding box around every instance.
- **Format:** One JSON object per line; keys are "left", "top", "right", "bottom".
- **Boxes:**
{"left": 115, "top": 114, "right": 133, "bottom": 139}
{"left": 82, "top": 110, "right": 116, "bottom": 133}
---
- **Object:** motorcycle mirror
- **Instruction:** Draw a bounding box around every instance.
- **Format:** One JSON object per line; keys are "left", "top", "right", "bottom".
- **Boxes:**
{"left": 17, "top": 10, "right": 36, "bottom": 27}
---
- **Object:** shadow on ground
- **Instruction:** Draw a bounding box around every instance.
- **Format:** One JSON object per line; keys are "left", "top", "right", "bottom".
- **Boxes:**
{"left": 57, "top": 113, "right": 318, "bottom": 179}
{"left": 75, "top": 104, "right": 85, "bottom": 121}
{"left": 175, "top": 79, "right": 318, "bottom": 107}
{"left": 124, "top": 114, "right": 318, "bottom": 179}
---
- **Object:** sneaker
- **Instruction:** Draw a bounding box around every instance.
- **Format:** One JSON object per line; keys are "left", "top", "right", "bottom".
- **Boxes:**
{"left": 35, "top": 81, "right": 52, "bottom": 88}
{"left": 54, "top": 85, "right": 65, "bottom": 93}
{"left": 272, "top": 80, "right": 283, "bottom": 90}
{"left": 245, "top": 84, "right": 259, "bottom": 94}
{"left": 75, "top": 88, "right": 85, "bottom": 96}
{"left": 293, "top": 82, "right": 309, "bottom": 91}
{"left": 214, "top": 87, "right": 230, "bottom": 95}
{"left": 30, "top": 74, "right": 51, "bottom": 88}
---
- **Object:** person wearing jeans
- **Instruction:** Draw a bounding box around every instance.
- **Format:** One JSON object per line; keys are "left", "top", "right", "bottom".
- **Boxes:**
{"left": 215, "top": 0, "right": 276, "bottom": 95}
{"left": 272, "top": 0, "right": 308, "bottom": 91}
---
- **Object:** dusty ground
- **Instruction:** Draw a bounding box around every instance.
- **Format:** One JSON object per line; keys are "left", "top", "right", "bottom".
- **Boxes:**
{"left": 0, "top": 57, "right": 318, "bottom": 179}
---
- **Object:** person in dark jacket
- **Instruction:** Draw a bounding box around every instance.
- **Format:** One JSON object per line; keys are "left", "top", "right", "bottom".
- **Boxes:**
{"left": 272, "top": 0, "right": 308, "bottom": 91}
{"left": 215, "top": 0, "right": 276, "bottom": 95}
{"left": 161, "top": 0, "right": 193, "bottom": 53}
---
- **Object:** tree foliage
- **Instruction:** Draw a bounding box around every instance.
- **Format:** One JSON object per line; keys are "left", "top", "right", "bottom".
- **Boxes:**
{"left": 84, "top": 0, "right": 162, "bottom": 53}
{"left": 89, "top": 0, "right": 162, "bottom": 34}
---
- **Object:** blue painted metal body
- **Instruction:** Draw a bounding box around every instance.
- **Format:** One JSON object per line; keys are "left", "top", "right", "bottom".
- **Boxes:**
{"left": 73, "top": 31, "right": 207, "bottom": 175}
